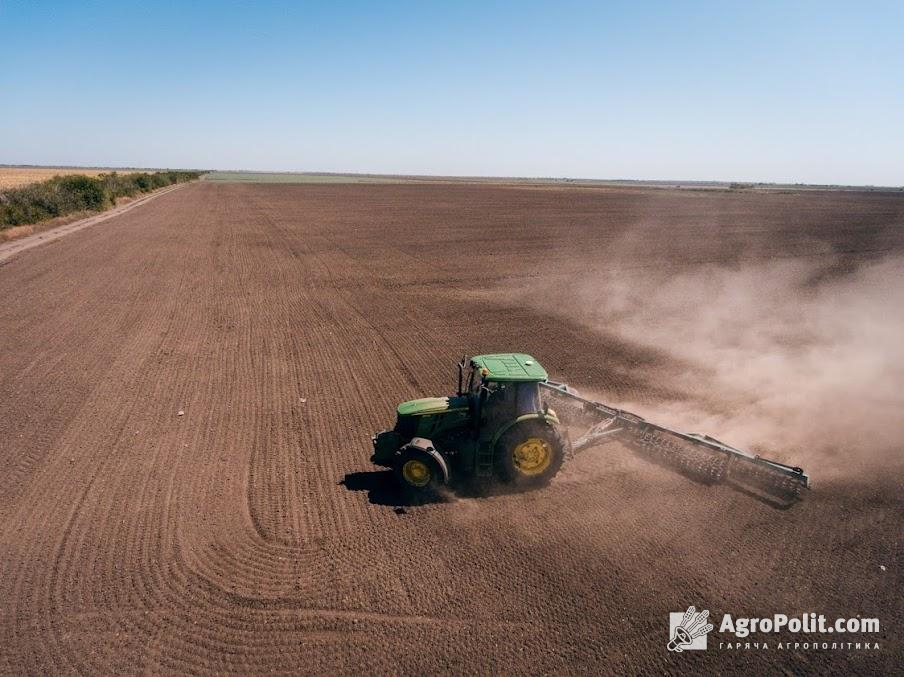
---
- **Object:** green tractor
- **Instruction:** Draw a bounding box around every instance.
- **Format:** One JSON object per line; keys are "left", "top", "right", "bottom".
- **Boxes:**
{"left": 371, "top": 352, "right": 812, "bottom": 500}
{"left": 371, "top": 353, "right": 566, "bottom": 494}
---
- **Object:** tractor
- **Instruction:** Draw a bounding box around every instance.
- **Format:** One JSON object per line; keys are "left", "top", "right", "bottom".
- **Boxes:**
{"left": 371, "top": 353, "right": 564, "bottom": 492}
{"left": 371, "top": 353, "right": 810, "bottom": 499}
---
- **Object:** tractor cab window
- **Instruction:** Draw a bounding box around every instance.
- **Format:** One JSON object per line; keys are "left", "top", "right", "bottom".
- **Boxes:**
{"left": 484, "top": 380, "right": 507, "bottom": 402}
{"left": 480, "top": 380, "right": 510, "bottom": 428}
{"left": 475, "top": 379, "right": 539, "bottom": 414}
{"left": 515, "top": 382, "right": 541, "bottom": 415}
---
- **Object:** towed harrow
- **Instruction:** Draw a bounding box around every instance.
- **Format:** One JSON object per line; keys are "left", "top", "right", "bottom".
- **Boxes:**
{"left": 540, "top": 380, "right": 811, "bottom": 498}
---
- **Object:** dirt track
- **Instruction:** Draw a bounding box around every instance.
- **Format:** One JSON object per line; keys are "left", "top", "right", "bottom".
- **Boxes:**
{"left": 0, "top": 183, "right": 187, "bottom": 263}
{"left": 1, "top": 182, "right": 901, "bottom": 674}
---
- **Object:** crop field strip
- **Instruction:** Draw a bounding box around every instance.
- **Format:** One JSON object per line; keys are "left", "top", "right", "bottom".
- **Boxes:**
{"left": 0, "top": 167, "right": 119, "bottom": 190}
{"left": 201, "top": 172, "right": 407, "bottom": 184}
{"left": 0, "top": 167, "right": 180, "bottom": 190}
{"left": 0, "top": 182, "right": 901, "bottom": 673}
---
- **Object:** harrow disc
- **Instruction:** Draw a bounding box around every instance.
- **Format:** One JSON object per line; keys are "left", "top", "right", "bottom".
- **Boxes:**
{"left": 631, "top": 428, "right": 728, "bottom": 485}
{"left": 730, "top": 462, "right": 807, "bottom": 499}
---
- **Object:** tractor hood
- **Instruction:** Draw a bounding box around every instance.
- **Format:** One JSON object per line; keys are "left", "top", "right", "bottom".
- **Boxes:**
{"left": 397, "top": 395, "right": 469, "bottom": 417}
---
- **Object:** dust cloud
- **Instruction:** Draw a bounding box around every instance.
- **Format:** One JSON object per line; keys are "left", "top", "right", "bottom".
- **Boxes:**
{"left": 545, "top": 255, "right": 904, "bottom": 480}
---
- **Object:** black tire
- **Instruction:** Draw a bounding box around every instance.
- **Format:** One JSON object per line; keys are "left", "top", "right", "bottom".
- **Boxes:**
{"left": 394, "top": 447, "right": 444, "bottom": 496}
{"left": 495, "top": 420, "right": 566, "bottom": 488}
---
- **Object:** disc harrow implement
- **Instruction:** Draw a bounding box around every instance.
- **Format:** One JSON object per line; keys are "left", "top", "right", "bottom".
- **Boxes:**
{"left": 540, "top": 380, "right": 810, "bottom": 499}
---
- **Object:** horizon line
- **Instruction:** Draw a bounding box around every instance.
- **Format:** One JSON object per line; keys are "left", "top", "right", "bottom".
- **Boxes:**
{"left": 2, "top": 164, "right": 902, "bottom": 191}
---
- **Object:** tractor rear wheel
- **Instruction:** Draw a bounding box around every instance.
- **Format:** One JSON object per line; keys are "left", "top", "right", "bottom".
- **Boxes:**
{"left": 394, "top": 447, "right": 444, "bottom": 497}
{"left": 495, "top": 421, "right": 565, "bottom": 488}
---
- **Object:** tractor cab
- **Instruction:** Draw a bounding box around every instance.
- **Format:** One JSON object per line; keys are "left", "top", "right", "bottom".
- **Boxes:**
{"left": 459, "top": 354, "right": 548, "bottom": 435}
{"left": 371, "top": 353, "right": 565, "bottom": 494}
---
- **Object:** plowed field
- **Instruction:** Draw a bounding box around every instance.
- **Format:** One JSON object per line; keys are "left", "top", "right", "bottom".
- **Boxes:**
{"left": 1, "top": 182, "right": 901, "bottom": 674}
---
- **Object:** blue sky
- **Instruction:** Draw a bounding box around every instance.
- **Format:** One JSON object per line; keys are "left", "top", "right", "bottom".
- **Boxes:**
{"left": 1, "top": 1, "right": 901, "bottom": 184}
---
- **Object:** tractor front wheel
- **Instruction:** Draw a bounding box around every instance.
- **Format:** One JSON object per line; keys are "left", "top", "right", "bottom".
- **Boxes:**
{"left": 394, "top": 447, "right": 444, "bottom": 497}
{"left": 495, "top": 421, "right": 565, "bottom": 488}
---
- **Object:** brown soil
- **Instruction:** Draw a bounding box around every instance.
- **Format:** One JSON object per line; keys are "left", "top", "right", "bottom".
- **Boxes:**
{"left": 0, "top": 182, "right": 901, "bottom": 674}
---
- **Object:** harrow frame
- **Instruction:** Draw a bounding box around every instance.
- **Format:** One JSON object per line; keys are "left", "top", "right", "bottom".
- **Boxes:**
{"left": 540, "top": 380, "right": 811, "bottom": 496}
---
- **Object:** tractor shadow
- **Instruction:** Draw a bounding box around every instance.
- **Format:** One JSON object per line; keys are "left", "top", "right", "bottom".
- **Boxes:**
{"left": 340, "top": 470, "right": 528, "bottom": 508}
{"left": 341, "top": 470, "right": 444, "bottom": 508}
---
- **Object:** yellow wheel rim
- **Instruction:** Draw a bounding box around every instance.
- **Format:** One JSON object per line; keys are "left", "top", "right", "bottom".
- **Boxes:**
{"left": 512, "top": 437, "right": 553, "bottom": 476}
{"left": 401, "top": 459, "right": 432, "bottom": 487}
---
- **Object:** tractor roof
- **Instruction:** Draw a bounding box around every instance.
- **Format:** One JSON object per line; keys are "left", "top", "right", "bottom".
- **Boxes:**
{"left": 471, "top": 353, "right": 548, "bottom": 382}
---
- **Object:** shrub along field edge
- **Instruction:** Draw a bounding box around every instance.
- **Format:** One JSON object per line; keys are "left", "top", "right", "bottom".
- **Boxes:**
{"left": 0, "top": 171, "right": 203, "bottom": 229}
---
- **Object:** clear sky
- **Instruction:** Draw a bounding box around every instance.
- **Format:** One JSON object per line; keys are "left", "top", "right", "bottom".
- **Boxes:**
{"left": 1, "top": 1, "right": 901, "bottom": 185}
